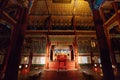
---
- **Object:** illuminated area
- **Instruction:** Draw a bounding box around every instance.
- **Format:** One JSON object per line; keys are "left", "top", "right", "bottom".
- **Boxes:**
{"left": 54, "top": 49, "right": 70, "bottom": 54}
{"left": 21, "top": 56, "right": 29, "bottom": 64}
{"left": 20, "top": 56, "right": 45, "bottom": 65}
{"left": 25, "top": 64, "right": 28, "bottom": 68}
{"left": 19, "top": 65, "right": 22, "bottom": 69}
{"left": 0, "top": 0, "right": 120, "bottom": 80}
{"left": 32, "top": 56, "right": 45, "bottom": 64}
{"left": 53, "top": 49, "right": 71, "bottom": 61}
{"left": 78, "top": 56, "right": 91, "bottom": 64}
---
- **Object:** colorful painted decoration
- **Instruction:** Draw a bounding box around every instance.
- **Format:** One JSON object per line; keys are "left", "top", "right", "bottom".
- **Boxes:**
{"left": 88, "top": 0, "right": 105, "bottom": 10}
{"left": 94, "top": 0, "right": 104, "bottom": 9}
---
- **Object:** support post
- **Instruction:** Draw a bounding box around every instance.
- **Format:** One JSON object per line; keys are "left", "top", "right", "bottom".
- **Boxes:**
{"left": 28, "top": 39, "right": 33, "bottom": 72}
{"left": 4, "top": 7, "right": 28, "bottom": 80}
{"left": 92, "top": 10, "right": 115, "bottom": 80}
{"left": 104, "top": 27, "right": 117, "bottom": 67}
{"left": 45, "top": 41, "right": 51, "bottom": 69}
{"left": 99, "top": 7, "right": 106, "bottom": 23}
{"left": 45, "top": 15, "right": 52, "bottom": 69}
{"left": 72, "top": 15, "right": 79, "bottom": 69}
{"left": 73, "top": 42, "right": 79, "bottom": 69}
{"left": 90, "top": 51, "right": 94, "bottom": 66}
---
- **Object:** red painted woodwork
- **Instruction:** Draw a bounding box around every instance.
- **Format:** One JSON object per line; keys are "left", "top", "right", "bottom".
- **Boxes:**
{"left": 48, "top": 54, "right": 76, "bottom": 70}
{"left": 49, "top": 61, "right": 59, "bottom": 70}
{"left": 57, "top": 55, "right": 67, "bottom": 61}
{"left": 48, "top": 61, "right": 76, "bottom": 70}
{"left": 66, "top": 61, "right": 75, "bottom": 70}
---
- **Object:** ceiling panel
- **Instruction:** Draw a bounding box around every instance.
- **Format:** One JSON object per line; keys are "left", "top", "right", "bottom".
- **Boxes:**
{"left": 52, "top": 16, "right": 72, "bottom": 26}
{"left": 29, "top": 0, "right": 95, "bottom": 29}
{"left": 47, "top": 0, "right": 74, "bottom": 15}
{"left": 30, "top": 0, "right": 48, "bottom": 15}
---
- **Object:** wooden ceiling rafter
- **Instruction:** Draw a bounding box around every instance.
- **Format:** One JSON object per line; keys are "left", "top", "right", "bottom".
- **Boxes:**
{"left": 28, "top": 0, "right": 95, "bottom": 30}
{"left": 0, "top": 8, "right": 17, "bottom": 25}
{"left": 45, "top": 0, "right": 50, "bottom": 15}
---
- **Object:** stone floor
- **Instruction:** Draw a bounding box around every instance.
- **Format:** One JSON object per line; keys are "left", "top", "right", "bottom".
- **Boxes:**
{"left": 19, "top": 70, "right": 94, "bottom": 80}
{"left": 18, "top": 66, "right": 103, "bottom": 80}
{"left": 1, "top": 65, "right": 120, "bottom": 80}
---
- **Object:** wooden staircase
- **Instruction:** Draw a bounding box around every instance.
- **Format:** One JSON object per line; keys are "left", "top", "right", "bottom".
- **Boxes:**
{"left": 48, "top": 61, "right": 59, "bottom": 70}
{"left": 66, "top": 61, "right": 76, "bottom": 70}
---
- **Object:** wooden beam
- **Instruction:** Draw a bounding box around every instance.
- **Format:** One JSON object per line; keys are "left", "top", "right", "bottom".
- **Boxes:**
{"left": 92, "top": 9, "right": 115, "bottom": 80}
{"left": 0, "top": 9, "right": 17, "bottom": 25}
{"left": 104, "top": 10, "right": 120, "bottom": 28}
{"left": 45, "top": 0, "right": 50, "bottom": 15}
{"left": 26, "top": 30, "right": 96, "bottom": 35}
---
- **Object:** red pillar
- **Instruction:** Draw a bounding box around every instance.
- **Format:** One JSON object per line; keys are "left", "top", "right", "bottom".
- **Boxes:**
{"left": 92, "top": 10, "right": 115, "bottom": 80}
{"left": 72, "top": 16, "right": 79, "bottom": 69}
{"left": 104, "top": 27, "right": 117, "bottom": 66}
{"left": 45, "top": 16, "right": 52, "bottom": 69}
{"left": 0, "top": 1, "right": 23, "bottom": 79}
{"left": 90, "top": 51, "right": 94, "bottom": 66}
{"left": 73, "top": 42, "right": 79, "bottom": 69}
{"left": 28, "top": 40, "right": 33, "bottom": 72}
{"left": 15, "top": 6, "right": 23, "bottom": 20}
{"left": 4, "top": 7, "right": 28, "bottom": 80}
{"left": 99, "top": 7, "right": 106, "bottom": 23}
{"left": 45, "top": 41, "right": 51, "bottom": 69}
{"left": 99, "top": 4, "right": 117, "bottom": 67}
{"left": 118, "top": 12, "right": 120, "bottom": 25}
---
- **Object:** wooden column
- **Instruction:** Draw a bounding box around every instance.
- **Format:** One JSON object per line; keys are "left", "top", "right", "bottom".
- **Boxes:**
{"left": 90, "top": 51, "right": 94, "bottom": 66}
{"left": 0, "top": 2, "right": 23, "bottom": 80}
{"left": 73, "top": 42, "right": 79, "bottom": 68}
{"left": 15, "top": 6, "right": 23, "bottom": 20}
{"left": 50, "top": 50, "right": 53, "bottom": 61}
{"left": 3, "top": 0, "right": 30, "bottom": 78}
{"left": 72, "top": 16, "right": 76, "bottom": 35}
{"left": 72, "top": 16, "right": 79, "bottom": 68}
{"left": 28, "top": 39, "right": 33, "bottom": 72}
{"left": 104, "top": 11, "right": 120, "bottom": 73}
{"left": 28, "top": 48, "right": 33, "bottom": 72}
{"left": 112, "top": 2, "right": 119, "bottom": 13}
{"left": 99, "top": 7, "right": 106, "bottom": 23}
{"left": 92, "top": 10, "right": 115, "bottom": 80}
{"left": 45, "top": 15, "right": 51, "bottom": 69}
{"left": 45, "top": 41, "right": 51, "bottom": 69}
{"left": 50, "top": 45, "right": 54, "bottom": 61}
{"left": 75, "top": 42, "right": 78, "bottom": 68}
{"left": 45, "top": 42, "right": 48, "bottom": 69}
{"left": 70, "top": 45, "right": 74, "bottom": 60}
{"left": 46, "top": 15, "right": 52, "bottom": 32}
{"left": 104, "top": 26, "right": 117, "bottom": 66}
